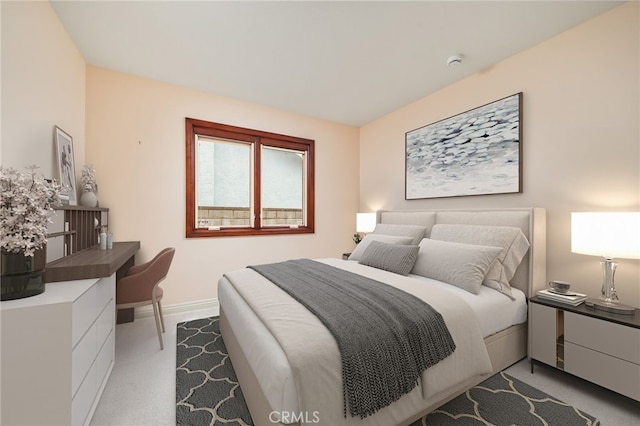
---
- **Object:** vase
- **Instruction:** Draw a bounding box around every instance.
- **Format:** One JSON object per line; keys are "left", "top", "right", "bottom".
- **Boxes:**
{"left": 1, "top": 248, "right": 46, "bottom": 301}
{"left": 80, "top": 190, "right": 98, "bottom": 207}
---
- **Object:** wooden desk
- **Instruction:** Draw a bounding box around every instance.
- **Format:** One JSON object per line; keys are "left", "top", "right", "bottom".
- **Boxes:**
{"left": 45, "top": 241, "right": 141, "bottom": 324}
{"left": 45, "top": 241, "right": 140, "bottom": 283}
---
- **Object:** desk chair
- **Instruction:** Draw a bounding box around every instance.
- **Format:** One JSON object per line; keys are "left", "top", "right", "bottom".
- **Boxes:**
{"left": 116, "top": 247, "right": 175, "bottom": 349}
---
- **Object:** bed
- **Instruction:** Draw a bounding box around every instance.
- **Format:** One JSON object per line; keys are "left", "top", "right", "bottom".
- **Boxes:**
{"left": 218, "top": 208, "right": 546, "bottom": 425}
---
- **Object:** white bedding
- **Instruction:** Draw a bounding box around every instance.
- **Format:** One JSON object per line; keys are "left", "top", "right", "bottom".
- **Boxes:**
{"left": 218, "top": 258, "right": 527, "bottom": 421}
{"left": 407, "top": 273, "right": 527, "bottom": 337}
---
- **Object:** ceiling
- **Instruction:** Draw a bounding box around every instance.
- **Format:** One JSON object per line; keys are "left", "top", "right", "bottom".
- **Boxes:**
{"left": 51, "top": 1, "right": 622, "bottom": 126}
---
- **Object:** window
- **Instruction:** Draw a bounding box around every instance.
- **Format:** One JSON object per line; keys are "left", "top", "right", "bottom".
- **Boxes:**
{"left": 186, "top": 118, "right": 314, "bottom": 238}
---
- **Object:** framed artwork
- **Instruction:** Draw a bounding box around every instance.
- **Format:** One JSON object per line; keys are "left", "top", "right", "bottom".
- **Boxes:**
{"left": 55, "top": 126, "right": 77, "bottom": 205}
{"left": 405, "top": 92, "right": 522, "bottom": 200}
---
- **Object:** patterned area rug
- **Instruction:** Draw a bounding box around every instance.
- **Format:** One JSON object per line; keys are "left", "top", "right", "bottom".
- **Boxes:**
{"left": 176, "top": 316, "right": 600, "bottom": 426}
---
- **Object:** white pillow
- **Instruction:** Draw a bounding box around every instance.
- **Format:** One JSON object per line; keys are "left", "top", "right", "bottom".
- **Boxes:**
{"left": 430, "top": 224, "right": 530, "bottom": 299}
{"left": 411, "top": 239, "right": 502, "bottom": 295}
{"left": 348, "top": 234, "right": 414, "bottom": 261}
{"left": 372, "top": 224, "right": 427, "bottom": 245}
{"left": 359, "top": 241, "right": 419, "bottom": 275}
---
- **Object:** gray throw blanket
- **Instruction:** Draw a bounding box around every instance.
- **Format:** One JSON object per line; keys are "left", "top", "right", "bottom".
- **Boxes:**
{"left": 248, "top": 259, "right": 456, "bottom": 418}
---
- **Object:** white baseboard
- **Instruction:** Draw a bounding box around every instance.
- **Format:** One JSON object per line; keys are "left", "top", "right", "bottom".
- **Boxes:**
{"left": 133, "top": 298, "right": 219, "bottom": 320}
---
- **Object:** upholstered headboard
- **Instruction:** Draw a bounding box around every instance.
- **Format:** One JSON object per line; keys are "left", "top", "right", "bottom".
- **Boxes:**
{"left": 377, "top": 208, "right": 546, "bottom": 298}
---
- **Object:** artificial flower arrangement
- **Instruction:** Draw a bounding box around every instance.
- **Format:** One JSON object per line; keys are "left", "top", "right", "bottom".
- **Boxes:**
{"left": 81, "top": 164, "right": 97, "bottom": 193}
{"left": 0, "top": 165, "right": 61, "bottom": 256}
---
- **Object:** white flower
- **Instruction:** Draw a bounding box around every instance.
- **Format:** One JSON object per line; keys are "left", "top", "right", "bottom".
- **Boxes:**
{"left": 0, "top": 165, "right": 62, "bottom": 256}
{"left": 81, "top": 165, "right": 97, "bottom": 193}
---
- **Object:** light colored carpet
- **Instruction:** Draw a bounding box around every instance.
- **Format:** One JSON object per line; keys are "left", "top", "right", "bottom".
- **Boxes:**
{"left": 91, "top": 308, "right": 640, "bottom": 426}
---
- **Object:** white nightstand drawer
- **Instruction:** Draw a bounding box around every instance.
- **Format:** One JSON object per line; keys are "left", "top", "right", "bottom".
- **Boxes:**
{"left": 565, "top": 312, "right": 640, "bottom": 364}
{"left": 529, "top": 302, "right": 558, "bottom": 367}
{"left": 566, "top": 341, "right": 640, "bottom": 401}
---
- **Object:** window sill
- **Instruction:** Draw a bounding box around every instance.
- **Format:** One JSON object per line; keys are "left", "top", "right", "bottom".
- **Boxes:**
{"left": 186, "top": 226, "right": 314, "bottom": 238}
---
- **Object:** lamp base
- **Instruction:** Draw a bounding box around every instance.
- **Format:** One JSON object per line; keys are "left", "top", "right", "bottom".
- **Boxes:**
{"left": 587, "top": 298, "right": 636, "bottom": 315}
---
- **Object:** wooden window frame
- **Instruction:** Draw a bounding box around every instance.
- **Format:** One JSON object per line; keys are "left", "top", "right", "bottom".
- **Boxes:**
{"left": 186, "top": 118, "right": 315, "bottom": 238}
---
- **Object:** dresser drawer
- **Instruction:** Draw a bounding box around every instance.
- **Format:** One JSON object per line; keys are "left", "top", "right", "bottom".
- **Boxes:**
{"left": 71, "top": 360, "right": 97, "bottom": 426}
{"left": 72, "top": 282, "right": 99, "bottom": 347}
{"left": 566, "top": 341, "right": 640, "bottom": 401}
{"left": 565, "top": 312, "right": 640, "bottom": 364}
{"left": 95, "top": 275, "right": 114, "bottom": 311}
{"left": 96, "top": 330, "right": 114, "bottom": 389}
{"left": 72, "top": 322, "right": 97, "bottom": 398}
{"left": 96, "top": 300, "right": 114, "bottom": 350}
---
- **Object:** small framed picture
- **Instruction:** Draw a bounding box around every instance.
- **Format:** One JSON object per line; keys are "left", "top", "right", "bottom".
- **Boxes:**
{"left": 55, "top": 126, "right": 77, "bottom": 205}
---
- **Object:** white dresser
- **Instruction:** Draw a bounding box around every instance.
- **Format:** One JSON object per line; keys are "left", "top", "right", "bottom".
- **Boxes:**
{"left": 0, "top": 274, "right": 115, "bottom": 425}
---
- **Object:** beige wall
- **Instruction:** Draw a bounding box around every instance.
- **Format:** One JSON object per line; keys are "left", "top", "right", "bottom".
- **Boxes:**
{"left": 4, "top": 1, "right": 638, "bottom": 309}
{"left": 360, "top": 3, "right": 640, "bottom": 306}
{"left": 1, "top": 1, "right": 85, "bottom": 180}
{"left": 85, "top": 67, "right": 360, "bottom": 306}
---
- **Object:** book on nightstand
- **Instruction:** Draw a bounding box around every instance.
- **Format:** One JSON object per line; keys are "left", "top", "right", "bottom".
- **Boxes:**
{"left": 536, "top": 289, "right": 588, "bottom": 306}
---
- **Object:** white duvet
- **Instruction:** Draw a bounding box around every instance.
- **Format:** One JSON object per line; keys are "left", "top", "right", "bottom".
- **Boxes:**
{"left": 220, "top": 259, "right": 501, "bottom": 426}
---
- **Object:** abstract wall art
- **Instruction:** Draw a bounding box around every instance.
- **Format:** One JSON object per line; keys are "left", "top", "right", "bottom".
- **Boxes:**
{"left": 405, "top": 93, "right": 522, "bottom": 199}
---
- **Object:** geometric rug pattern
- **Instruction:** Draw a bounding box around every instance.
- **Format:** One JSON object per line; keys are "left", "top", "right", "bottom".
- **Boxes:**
{"left": 176, "top": 316, "right": 252, "bottom": 426}
{"left": 177, "top": 316, "right": 600, "bottom": 426}
{"left": 414, "top": 371, "right": 600, "bottom": 426}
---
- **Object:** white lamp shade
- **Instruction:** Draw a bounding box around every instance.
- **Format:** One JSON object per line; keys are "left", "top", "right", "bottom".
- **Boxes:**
{"left": 356, "top": 213, "right": 376, "bottom": 233}
{"left": 571, "top": 212, "right": 640, "bottom": 259}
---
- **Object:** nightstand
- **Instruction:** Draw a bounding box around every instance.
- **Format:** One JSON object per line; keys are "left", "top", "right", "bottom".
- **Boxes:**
{"left": 529, "top": 296, "right": 640, "bottom": 401}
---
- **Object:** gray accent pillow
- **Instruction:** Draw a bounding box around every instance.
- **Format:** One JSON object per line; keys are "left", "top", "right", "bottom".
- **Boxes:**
{"left": 411, "top": 239, "right": 502, "bottom": 295}
{"left": 430, "top": 224, "right": 530, "bottom": 299}
{"left": 348, "top": 234, "right": 414, "bottom": 261}
{"left": 372, "top": 223, "right": 427, "bottom": 245}
{"left": 358, "top": 241, "right": 420, "bottom": 276}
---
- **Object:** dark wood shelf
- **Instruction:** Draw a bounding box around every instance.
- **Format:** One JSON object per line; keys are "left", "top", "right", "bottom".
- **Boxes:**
{"left": 54, "top": 205, "right": 108, "bottom": 212}
{"left": 48, "top": 230, "right": 77, "bottom": 238}
{"left": 49, "top": 205, "right": 110, "bottom": 259}
{"left": 45, "top": 241, "right": 140, "bottom": 283}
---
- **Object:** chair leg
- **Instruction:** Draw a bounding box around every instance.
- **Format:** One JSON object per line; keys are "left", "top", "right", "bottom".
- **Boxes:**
{"left": 152, "top": 301, "right": 164, "bottom": 350}
{"left": 158, "top": 300, "right": 165, "bottom": 333}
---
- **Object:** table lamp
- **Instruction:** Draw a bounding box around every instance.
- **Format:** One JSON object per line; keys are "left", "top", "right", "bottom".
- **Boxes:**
{"left": 571, "top": 212, "right": 640, "bottom": 315}
{"left": 353, "top": 213, "right": 376, "bottom": 244}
